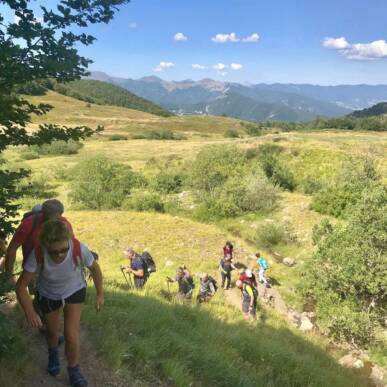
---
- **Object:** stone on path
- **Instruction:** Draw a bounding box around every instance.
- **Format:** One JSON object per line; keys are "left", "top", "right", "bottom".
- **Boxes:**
{"left": 282, "top": 257, "right": 296, "bottom": 267}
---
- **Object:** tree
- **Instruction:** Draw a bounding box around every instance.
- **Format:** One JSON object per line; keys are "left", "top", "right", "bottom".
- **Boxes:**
{"left": 0, "top": 0, "right": 129, "bottom": 234}
{"left": 303, "top": 184, "right": 387, "bottom": 346}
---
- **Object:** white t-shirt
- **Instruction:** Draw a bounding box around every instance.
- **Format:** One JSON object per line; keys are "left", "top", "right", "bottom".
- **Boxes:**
{"left": 24, "top": 240, "right": 95, "bottom": 300}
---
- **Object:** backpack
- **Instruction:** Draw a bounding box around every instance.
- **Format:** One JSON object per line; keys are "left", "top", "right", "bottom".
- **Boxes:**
{"left": 22, "top": 204, "right": 43, "bottom": 235}
{"left": 209, "top": 276, "right": 218, "bottom": 292}
{"left": 258, "top": 258, "right": 269, "bottom": 270}
{"left": 35, "top": 238, "right": 82, "bottom": 271}
{"left": 141, "top": 251, "right": 156, "bottom": 274}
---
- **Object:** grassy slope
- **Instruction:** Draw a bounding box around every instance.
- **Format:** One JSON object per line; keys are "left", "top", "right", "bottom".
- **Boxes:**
{"left": 27, "top": 91, "right": 245, "bottom": 135}
{"left": 70, "top": 211, "right": 364, "bottom": 387}
{"left": 52, "top": 79, "right": 173, "bottom": 117}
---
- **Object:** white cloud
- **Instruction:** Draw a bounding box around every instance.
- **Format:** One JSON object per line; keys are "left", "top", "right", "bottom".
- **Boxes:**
{"left": 242, "top": 33, "right": 259, "bottom": 43}
{"left": 213, "top": 63, "right": 228, "bottom": 71}
{"left": 322, "top": 37, "right": 350, "bottom": 49}
{"left": 128, "top": 22, "right": 137, "bottom": 28}
{"left": 343, "top": 40, "right": 387, "bottom": 60}
{"left": 153, "top": 61, "right": 175, "bottom": 72}
{"left": 230, "top": 63, "right": 243, "bottom": 70}
{"left": 192, "top": 64, "right": 207, "bottom": 70}
{"left": 220, "top": 71, "right": 228, "bottom": 77}
{"left": 211, "top": 33, "right": 240, "bottom": 43}
{"left": 174, "top": 32, "right": 188, "bottom": 42}
{"left": 323, "top": 37, "right": 387, "bottom": 60}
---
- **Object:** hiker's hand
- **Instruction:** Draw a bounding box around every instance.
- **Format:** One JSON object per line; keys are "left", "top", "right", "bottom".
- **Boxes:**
{"left": 96, "top": 295, "right": 104, "bottom": 313}
{"left": 26, "top": 310, "right": 43, "bottom": 329}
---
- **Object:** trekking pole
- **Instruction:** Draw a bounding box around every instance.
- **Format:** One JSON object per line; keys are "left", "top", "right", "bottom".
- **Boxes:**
{"left": 120, "top": 267, "right": 132, "bottom": 289}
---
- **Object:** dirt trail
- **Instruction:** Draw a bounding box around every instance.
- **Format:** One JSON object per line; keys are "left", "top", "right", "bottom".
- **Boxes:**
{"left": 1, "top": 301, "right": 129, "bottom": 387}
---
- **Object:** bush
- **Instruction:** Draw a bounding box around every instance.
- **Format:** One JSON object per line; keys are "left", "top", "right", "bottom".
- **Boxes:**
{"left": 108, "top": 134, "right": 128, "bottom": 141}
{"left": 302, "top": 185, "right": 387, "bottom": 345}
{"left": 255, "top": 222, "right": 287, "bottom": 248}
{"left": 242, "top": 122, "right": 262, "bottom": 136}
{"left": 19, "top": 150, "right": 40, "bottom": 160}
{"left": 122, "top": 191, "right": 164, "bottom": 212}
{"left": 152, "top": 171, "right": 184, "bottom": 194}
{"left": 132, "top": 130, "right": 187, "bottom": 140}
{"left": 69, "top": 155, "right": 140, "bottom": 209}
{"left": 301, "top": 176, "right": 323, "bottom": 194}
{"left": 224, "top": 129, "right": 240, "bottom": 138}
{"left": 311, "top": 157, "right": 380, "bottom": 218}
{"left": 16, "top": 174, "right": 57, "bottom": 198}
{"left": 31, "top": 140, "right": 83, "bottom": 156}
{"left": 190, "top": 145, "right": 246, "bottom": 196}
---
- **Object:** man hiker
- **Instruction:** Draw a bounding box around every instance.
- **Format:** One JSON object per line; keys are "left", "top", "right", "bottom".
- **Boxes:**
{"left": 256, "top": 252, "right": 270, "bottom": 288}
{"left": 167, "top": 266, "right": 195, "bottom": 301}
{"left": 16, "top": 219, "right": 104, "bottom": 387}
{"left": 197, "top": 273, "right": 217, "bottom": 303}
{"left": 121, "top": 247, "right": 148, "bottom": 289}
{"left": 219, "top": 254, "right": 236, "bottom": 290}
{"left": 236, "top": 279, "right": 258, "bottom": 321}
{"left": 5, "top": 199, "right": 73, "bottom": 279}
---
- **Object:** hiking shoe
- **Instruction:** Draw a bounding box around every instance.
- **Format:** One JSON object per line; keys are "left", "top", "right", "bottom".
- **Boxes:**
{"left": 47, "top": 347, "right": 60, "bottom": 376}
{"left": 68, "top": 365, "right": 88, "bottom": 387}
{"left": 266, "top": 284, "right": 271, "bottom": 288}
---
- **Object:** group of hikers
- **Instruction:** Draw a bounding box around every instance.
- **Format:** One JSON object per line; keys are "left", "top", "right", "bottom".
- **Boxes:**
{"left": 0, "top": 199, "right": 271, "bottom": 387}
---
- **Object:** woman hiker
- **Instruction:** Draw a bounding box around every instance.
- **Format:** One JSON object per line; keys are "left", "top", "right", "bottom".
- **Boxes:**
{"left": 16, "top": 219, "right": 104, "bottom": 387}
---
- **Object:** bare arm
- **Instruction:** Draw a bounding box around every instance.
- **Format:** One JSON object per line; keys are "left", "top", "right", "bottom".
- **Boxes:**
{"left": 88, "top": 261, "right": 104, "bottom": 312}
{"left": 15, "top": 271, "right": 42, "bottom": 328}
{"left": 5, "top": 238, "right": 21, "bottom": 275}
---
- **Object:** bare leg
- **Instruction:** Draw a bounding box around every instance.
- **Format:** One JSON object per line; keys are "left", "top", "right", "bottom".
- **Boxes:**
{"left": 45, "top": 308, "right": 61, "bottom": 348}
{"left": 63, "top": 303, "right": 83, "bottom": 367}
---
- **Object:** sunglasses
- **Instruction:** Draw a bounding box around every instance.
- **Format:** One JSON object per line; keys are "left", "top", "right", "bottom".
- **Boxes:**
{"left": 47, "top": 246, "right": 69, "bottom": 257}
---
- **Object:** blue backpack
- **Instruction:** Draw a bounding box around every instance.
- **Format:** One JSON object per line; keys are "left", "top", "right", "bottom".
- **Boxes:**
{"left": 258, "top": 257, "right": 269, "bottom": 270}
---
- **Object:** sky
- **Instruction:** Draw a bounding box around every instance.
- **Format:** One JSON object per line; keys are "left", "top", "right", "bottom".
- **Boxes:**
{"left": 3, "top": 0, "right": 387, "bottom": 85}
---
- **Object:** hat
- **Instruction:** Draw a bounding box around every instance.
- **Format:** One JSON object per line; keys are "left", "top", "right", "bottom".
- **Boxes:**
{"left": 245, "top": 269, "right": 253, "bottom": 278}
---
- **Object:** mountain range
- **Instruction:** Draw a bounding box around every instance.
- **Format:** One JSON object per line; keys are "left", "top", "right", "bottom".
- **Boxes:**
{"left": 88, "top": 71, "right": 387, "bottom": 122}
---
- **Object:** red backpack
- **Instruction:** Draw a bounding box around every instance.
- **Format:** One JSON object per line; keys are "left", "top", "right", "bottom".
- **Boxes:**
{"left": 35, "top": 238, "right": 82, "bottom": 269}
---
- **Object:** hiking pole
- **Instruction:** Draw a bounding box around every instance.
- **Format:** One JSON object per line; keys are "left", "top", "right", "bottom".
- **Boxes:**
{"left": 120, "top": 267, "right": 132, "bottom": 289}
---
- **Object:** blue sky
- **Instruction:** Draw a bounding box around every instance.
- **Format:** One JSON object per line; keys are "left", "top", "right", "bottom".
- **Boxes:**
{"left": 3, "top": 0, "right": 387, "bottom": 84}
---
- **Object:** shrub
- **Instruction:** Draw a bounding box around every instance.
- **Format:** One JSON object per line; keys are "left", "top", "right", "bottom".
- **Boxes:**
{"left": 224, "top": 129, "right": 240, "bottom": 138}
{"left": 31, "top": 140, "right": 83, "bottom": 156}
{"left": 255, "top": 222, "right": 287, "bottom": 248}
{"left": 301, "top": 176, "right": 323, "bottom": 194}
{"left": 242, "top": 122, "right": 262, "bottom": 136}
{"left": 152, "top": 171, "right": 184, "bottom": 194}
{"left": 123, "top": 191, "right": 164, "bottom": 213}
{"left": 302, "top": 185, "right": 387, "bottom": 345}
{"left": 69, "top": 155, "right": 140, "bottom": 209}
{"left": 16, "top": 174, "right": 57, "bottom": 198}
{"left": 311, "top": 157, "right": 380, "bottom": 218}
{"left": 108, "top": 134, "right": 128, "bottom": 141}
{"left": 190, "top": 145, "right": 246, "bottom": 196}
{"left": 132, "top": 130, "right": 187, "bottom": 140}
{"left": 19, "top": 150, "right": 40, "bottom": 160}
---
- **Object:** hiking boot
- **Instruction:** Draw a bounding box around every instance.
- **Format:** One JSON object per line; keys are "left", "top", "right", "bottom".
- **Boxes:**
{"left": 68, "top": 365, "right": 88, "bottom": 387}
{"left": 47, "top": 347, "right": 60, "bottom": 376}
{"left": 266, "top": 284, "right": 271, "bottom": 288}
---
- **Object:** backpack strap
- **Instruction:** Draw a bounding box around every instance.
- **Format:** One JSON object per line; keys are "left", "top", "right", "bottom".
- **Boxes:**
{"left": 71, "top": 238, "right": 83, "bottom": 269}
{"left": 35, "top": 243, "right": 44, "bottom": 266}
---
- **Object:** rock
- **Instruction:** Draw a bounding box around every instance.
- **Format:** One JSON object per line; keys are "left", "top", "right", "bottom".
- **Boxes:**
{"left": 353, "top": 359, "right": 364, "bottom": 369}
{"left": 370, "top": 365, "right": 386, "bottom": 386}
{"left": 282, "top": 257, "right": 296, "bottom": 267}
{"left": 165, "top": 260, "right": 174, "bottom": 267}
{"left": 299, "top": 315, "right": 314, "bottom": 331}
{"left": 273, "top": 251, "right": 282, "bottom": 258}
{"left": 339, "top": 354, "right": 364, "bottom": 369}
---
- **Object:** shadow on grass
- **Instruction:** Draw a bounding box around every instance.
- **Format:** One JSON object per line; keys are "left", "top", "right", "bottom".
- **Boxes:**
{"left": 83, "top": 289, "right": 366, "bottom": 387}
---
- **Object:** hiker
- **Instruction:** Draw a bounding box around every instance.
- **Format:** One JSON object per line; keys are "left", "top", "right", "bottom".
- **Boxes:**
{"left": 0, "top": 230, "right": 7, "bottom": 272}
{"left": 197, "top": 273, "right": 217, "bottom": 303}
{"left": 239, "top": 268, "right": 257, "bottom": 287}
{"left": 5, "top": 199, "right": 73, "bottom": 278}
{"left": 219, "top": 254, "right": 236, "bottom": 290}
{"left": 256, "top": 252, "right": 271, "bottom": 288}
{"left": 122, "top": 247, "right": 148, "bottom": 289}
{"left": 167, "top": 266, "right": 195, "bottom": 301}
{"left": 15, "top": 219, "right": 103, "bottom": 387}
{"left": 236, "top": 279, "right": 258, "bottom": 321}
{"left": 223, "top": 241, "right": 234, "bottom": 259}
